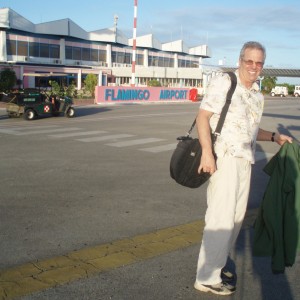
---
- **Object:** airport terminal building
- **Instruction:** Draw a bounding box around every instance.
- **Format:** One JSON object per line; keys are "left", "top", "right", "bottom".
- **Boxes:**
{"left": 0, "top": 7, "right": 217, "bottom": 92}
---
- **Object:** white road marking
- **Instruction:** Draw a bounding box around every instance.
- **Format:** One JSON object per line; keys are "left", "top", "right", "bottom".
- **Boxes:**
{"left": 0, "top": 125, "right": 60, "bottom": 135}
{"left": 107, "top": 138, "right": 164, "bottom": 147}
{"left": 0, "top": 128, "right": 21, "bottom": 135}
{"left": 76, "top": 134, "right": 134, "bottom": 142}
{"left": 0, "top": 125, "right": 59, "bottom": 130}
{"left": 140, "top": 143, "right": 177, "bottom": 153}
{"left": 15, "top": 128, "right": 82, "bottom": 135}
{"left": 49, "top": 130, "right": 107, "bottom": 138}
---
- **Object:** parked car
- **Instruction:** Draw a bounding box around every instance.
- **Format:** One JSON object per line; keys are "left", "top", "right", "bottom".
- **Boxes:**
{"left": 294, "top": 86, "right": 300, "bottom": 97}
{"left": 6, "top": 92, "right": 75, "bottom": 120}
{"left": 270, "top": 86, "right": 288, "bottom": 97}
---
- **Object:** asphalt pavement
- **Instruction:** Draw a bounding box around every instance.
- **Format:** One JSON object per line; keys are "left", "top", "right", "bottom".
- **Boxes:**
{"left": 0, "top": 98, "right": 300, "bottom": 300}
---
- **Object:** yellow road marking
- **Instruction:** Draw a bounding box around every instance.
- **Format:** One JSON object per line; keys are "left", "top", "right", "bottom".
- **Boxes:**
{"left": 0, "top": 210, "right": 257, "bottom": 299}
{"left": 0, "top": 220, "right": 204, "bottom": 299}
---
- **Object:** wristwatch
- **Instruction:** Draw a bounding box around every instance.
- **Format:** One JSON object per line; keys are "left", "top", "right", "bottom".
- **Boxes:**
{"left": 271, "top": 132, "right": 276, "bottom": 142}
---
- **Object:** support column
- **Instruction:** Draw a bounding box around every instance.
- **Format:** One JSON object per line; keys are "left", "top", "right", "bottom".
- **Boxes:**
{"left": 0, "top": 31, "right": 7, "bottom": 61}
{"left": 174, "top": 53, "right": 178, "bottom": 68}
{"left": 143, "top": 49, "right": 148, "bottom": 67}
{"left": 20, "top": 65, "right": 24, "bottom": 88}
{"left": 77, "top": 69, "right": 82, "bottom": 90}
{"left": 107, "top": 44, "right": 112, "bottom": 68}
{"left": 60, "top": 38, "right": 65, "bottom": 64}
{"left": 98, "top": 71, "right": 103, "bottom": 86}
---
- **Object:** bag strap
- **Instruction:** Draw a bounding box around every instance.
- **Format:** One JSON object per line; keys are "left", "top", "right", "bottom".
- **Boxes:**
{"left": 186, "top": 71, "right": 237, "bottom": 137}
{"left": 214, "top": 72, "right": 237, "bottom": 135}
{"left": 186, "top": 118, "right": 197, "bottom": 136}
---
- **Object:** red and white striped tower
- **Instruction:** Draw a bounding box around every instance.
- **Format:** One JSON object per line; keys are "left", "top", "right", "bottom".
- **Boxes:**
{"left": 131, "top": 0, "right": 138, "bottom": 86}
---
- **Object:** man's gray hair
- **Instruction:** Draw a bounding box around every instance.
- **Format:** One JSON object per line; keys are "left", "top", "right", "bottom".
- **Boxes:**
{"left": 239, "top": 41, "right": 266, "bottom": 62}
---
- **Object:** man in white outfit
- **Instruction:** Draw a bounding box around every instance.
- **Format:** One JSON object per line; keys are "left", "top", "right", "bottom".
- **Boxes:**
{"left": 194, "top": 41, "right": 293, "bottom": 296}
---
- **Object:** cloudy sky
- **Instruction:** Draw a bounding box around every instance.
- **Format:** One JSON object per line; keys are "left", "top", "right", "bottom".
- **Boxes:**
{"left": 2, "top": 0, "right": 300, "bottom": 80}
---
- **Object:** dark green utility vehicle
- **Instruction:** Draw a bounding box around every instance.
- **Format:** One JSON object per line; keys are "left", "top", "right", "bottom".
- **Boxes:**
{"left": 6, "top": 92, "right": 75, "bottom": 120}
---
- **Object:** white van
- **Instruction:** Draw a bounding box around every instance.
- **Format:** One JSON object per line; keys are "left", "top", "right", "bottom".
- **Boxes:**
{"left": 270, "top": 86, "right": 288, "bottom": 97}
{"left": 294, "top": 86, "right": 300, "bottom": 97}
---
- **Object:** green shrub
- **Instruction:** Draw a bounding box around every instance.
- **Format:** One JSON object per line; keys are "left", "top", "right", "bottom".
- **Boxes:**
{"left": 0, "top": 68, "right": 17, "bottom": 92}
{"left": 84, "top": 74, "right": 98, "bottom": 97}
{"left": 147, "top": 79, "right": 161, "bottom": 87}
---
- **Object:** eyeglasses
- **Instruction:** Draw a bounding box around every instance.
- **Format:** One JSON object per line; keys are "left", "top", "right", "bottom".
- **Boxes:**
{"left": 242, "top": 59, "right": 264, "bottom": 68}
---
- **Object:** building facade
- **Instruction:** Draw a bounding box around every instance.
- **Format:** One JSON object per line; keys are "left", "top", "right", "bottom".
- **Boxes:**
{"left": 0, "top": 8, "right": 217, "bottom": 92}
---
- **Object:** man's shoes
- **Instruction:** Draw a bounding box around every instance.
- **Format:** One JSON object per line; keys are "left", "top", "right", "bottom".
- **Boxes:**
{"left": 194, "top": 280, "right": 236, "bottom": 296}
{"left": 221, "top": 268, "right": 235, "bottom": 283}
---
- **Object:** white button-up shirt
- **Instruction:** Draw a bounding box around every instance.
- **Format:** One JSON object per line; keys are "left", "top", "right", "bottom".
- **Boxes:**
{"left": 200, "top": 71, "right": 264, "bottom": 163}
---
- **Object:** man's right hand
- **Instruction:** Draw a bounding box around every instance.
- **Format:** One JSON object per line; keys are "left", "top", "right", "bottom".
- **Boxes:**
{"left": 198, "top": 151, "right": 217, "bottom": 175}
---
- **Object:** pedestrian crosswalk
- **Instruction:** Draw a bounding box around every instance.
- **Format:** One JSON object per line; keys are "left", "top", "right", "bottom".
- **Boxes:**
{"left": 0, "top": 124, "right": 174, "bottom": 154}
{"left": 0, "top": 124, "right": 275, "bottom": 160}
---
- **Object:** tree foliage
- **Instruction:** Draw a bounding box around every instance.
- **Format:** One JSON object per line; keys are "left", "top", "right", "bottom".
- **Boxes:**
{"left": 262, "top": 76, "right": 296, "bottom": 95}
{"left": 49, "top": 80, "right": 61, "bottom": 96}
{"left": 278, "top": 83, "right": 294, "bottom": 94}
{"left": 262, "top": 76, "right": 277, "bottom": 93}
{"left": 0, "top": 68, "right": 17, "bottom": 92}
{"left": 65, "top": 83, "right": 77, "bottom": 98}
{"left": 84, "top": 74, "right": 98, "bottom": 97}
{"left": 49, "top": 80, "right": 77, "bottom": 98}
{"left": 147, "top": 79, "right": 161, "bottom": 87}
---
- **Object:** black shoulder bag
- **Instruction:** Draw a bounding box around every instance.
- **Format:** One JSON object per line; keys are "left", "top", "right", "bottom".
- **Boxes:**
{"left": 169, "top": 72, "right": 237, "bottom": 188}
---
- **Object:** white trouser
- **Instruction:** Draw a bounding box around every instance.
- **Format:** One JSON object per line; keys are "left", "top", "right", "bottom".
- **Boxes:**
{"left": 195, "top": 156, "right": 251, "bottom": 285}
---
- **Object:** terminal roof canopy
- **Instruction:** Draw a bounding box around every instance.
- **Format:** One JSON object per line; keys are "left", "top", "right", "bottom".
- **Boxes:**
{"left": 162, "top": 40, "right": 189, "bottom": 54}
{"left": 36, "top": 19, "right": 86, "bottom": 37}
{"left": 90, "top": 27, "right": 129, "bottom": 44}
{"left": 0, "top": 7, "right": 35, "bottom": 32}
{"left": 189, "top": 45, "right": 211, "bottom": 58}
{"left": 128, "top": 34, "right": 162, "bottom": 50}
{"left": 0, "top": 7, "right": 211, "bottom": 57}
